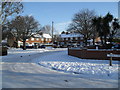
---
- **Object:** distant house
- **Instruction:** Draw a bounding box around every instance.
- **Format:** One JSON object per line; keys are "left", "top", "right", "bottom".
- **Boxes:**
{"left": 59, "top": 32, "right": 84, "bottom": 47}
{"left": 18, "top": 33, "right": 52, "bottom": 47}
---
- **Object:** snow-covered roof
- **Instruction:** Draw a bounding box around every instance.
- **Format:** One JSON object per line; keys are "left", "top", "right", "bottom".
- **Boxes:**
{"left": 32, "top": 33, "right": 52, "bottom": 38}
{"left": 2, "top": 40, "right": 7, "bottom": 43}
{"left": 60, "top": 33, "right": 83, "bottom": 38}
{"left": 43, "top": 34, "right": 52, "bottom": 38}
{"left": 33, "top": 34, "right": 42, "bottom": 38}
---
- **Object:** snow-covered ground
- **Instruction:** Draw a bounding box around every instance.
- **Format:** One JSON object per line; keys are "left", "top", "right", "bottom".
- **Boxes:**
{"left": 39, "top": 61, "right": 118, "bottom": 80}
{"left": 3, "top": 47, "right": 66, "bottom": 57}
{"left": 1, "top": 48, "right": 119, "bottom": 88}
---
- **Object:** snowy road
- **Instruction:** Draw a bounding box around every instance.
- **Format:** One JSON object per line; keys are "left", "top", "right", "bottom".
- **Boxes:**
{"left": 1, "top": 48, "right": 119, "bottom": 88}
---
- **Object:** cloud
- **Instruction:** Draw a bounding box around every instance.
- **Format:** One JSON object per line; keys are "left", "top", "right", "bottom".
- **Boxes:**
{"left": 28, "top": 14, "right": 33, "bottom": 17}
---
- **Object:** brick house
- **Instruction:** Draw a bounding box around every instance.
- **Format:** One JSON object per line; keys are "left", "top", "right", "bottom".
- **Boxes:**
{"left": 18, "top": 33, "right": 52, "bottom": 47}
{"left": 59, "top": 32, "right": 84, "bottom": 47}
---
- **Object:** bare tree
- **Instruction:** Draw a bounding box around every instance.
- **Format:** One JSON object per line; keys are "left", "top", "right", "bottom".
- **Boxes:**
{"left": 11, "top": 15, "right": 40, "bottom": 50}
{"left": 41, "top": 25, "right": 52, "bottom": 35}
{"left": 1, "top": 2, "right": 23, "bottom": 43}
{"left": 67, "top": 9, "right": 96, "bottom": 46}
{"left": 1, "top": 2, "right": 23, "bottom": 25}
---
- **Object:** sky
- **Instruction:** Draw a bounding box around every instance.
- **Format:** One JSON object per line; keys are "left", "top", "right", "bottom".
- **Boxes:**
{"left": 21, "top": 2, "right": 118, "bottom": 34}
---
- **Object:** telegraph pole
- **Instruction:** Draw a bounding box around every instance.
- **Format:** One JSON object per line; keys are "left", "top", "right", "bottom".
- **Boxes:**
{"left": 52, "top": 21, "right": 54, "bottom": 44}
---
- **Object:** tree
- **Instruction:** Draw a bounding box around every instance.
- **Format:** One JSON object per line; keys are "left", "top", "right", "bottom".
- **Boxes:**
{"left": 2, "top": 21, "right": 15, "bottom": 47}
{"left": 67, "top": 9, "right": 96, "bottom": 46}
{"left": 11, "top": 15, "right": 40, "bottom": 50}
{"left": 1, "top": 2, "right": 23, "bottom": 25}
{"left": 40, "top": 25, "right": 52, "bottom": 35}
{"left": 92, "top": 13, "right": 114, "bottom": 45}
{"left": 102, "top": 13, "right": 113, "bottom": 45}
{"left": 91, "top": 17, "right": 99, "bottom": 45}
{"left": 109, "top": 18, "right": 120, "bottom": 43}
{"left": 1, "top": 2, "right": 23, "bottom": 43}
{"left": 61, "top": 31, "right": 65, "bottom": 34}
{"left": 92, "top": 16, "right": 104, "bottom": 45}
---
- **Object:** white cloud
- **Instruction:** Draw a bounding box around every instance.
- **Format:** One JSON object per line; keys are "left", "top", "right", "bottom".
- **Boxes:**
{"left": 28, "top": 14, "right": 33, "bottom": 17}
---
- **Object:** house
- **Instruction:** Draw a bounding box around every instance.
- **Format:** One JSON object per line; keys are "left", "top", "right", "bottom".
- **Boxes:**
{"left": 59, "top": 32, "right": 84, "bottom": 47}
{"left": 18, "top": 33, "right": 52, "bottom": 47}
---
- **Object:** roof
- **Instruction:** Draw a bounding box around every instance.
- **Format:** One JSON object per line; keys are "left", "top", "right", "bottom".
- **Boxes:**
{"left": 60, "top": 33, "right": 83, "bottom": 38}
{"left": 1, "top": 40, "right": 7, "bottom": 44}
{"left": 33, "top": 34, "right": 42, "bottom": 38}
{"left": 32, "top": 33, "right": 52, "bottom": 38}
{"left": 43, "top": 34, "right": 52, "bottom": 38}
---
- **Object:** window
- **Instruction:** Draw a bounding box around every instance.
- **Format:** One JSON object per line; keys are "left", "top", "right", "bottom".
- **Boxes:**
{"left": 36, "top": 38, "right": 39, "bottom": 41}
{"left": 76, "top": 37, "right": 78, "bottom": 40}
{"left": 71, "top": 37, "right": 73, "bottom": 40}
{"left": 49, "top": 38, "right": 51, "bottom": 41}
{"left": 41, "top": 38, "right": 44, "bottom": 41}
{"left": 46, "top": 38, "right": 48, "bottom": 41}
{"left": 31, "top": 38, "right": 34, "bottom": 41}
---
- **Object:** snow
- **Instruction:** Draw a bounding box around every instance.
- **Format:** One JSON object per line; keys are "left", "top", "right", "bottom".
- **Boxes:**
{"left": 33, "top": 34, "right": 42, "bottom": 38}
{"left": 43, "top": 33, "right": 52, "bottom": 38}
{"left": 36, "top": 50, "right": 118, "bottom": 80}
{"left": 39, "top": 61, "right": 118, "bottom": 80}
{"left": 60, "top": 33, "right": 83, "bottom": 38}
{"left": 1, "top": 48, "right": 119, "bottom": 88}
{"left": 1, "top": 40, "right": 7, "bottom": 43}
{"left": 2, "top": 48, "right": 66, "bottom": 58}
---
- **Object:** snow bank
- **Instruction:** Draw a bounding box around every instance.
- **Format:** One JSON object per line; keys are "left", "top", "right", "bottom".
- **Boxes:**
{"left": 1, "top": 48, "right": 67, "bottom": 58}
{"left": 39, "top": 61, "right": 118, "bottom": 80}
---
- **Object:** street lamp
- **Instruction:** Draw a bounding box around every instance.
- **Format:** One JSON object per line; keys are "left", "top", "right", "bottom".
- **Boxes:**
{"left": 52, "top": 21, "right": 54, "bottom": 44}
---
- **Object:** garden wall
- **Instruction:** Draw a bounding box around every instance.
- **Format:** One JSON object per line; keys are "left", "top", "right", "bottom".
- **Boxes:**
{"left": 68, "top": 48, "right": 120, "bottom": 60}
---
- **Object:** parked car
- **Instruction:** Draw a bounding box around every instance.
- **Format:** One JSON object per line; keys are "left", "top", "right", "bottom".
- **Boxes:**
{"left": 113, "top": 44, "right": 120, "bottom": 49}
{"left": 39, "top": 45, "right": 46, "bottom": 49}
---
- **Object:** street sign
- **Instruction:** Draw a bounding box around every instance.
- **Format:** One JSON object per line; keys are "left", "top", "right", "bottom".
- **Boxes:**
{"left": 107, "top": 54, "right": 120, "bottom": 57}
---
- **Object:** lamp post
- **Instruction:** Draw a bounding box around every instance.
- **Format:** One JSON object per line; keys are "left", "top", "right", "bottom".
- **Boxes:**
{"left": 52, "top": 21, "right": 54, "bottom": 44}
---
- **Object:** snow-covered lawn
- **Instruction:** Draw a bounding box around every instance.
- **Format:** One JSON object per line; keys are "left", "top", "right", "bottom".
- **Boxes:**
{"left": 1, "top": 48, "right": 119, "bottom": 88}
{"left": 36, "top": 49, "right": 119, "bottom": 80}
{"left": 5, "top": 47, "right": 66, "bottom": 57}
{"left": 39, "top": 61, "right": 118, "bottom": 80}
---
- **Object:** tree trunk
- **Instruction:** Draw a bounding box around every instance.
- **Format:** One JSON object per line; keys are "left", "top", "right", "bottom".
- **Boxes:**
{"left": 100, "top": 36, "right": 103, "bottom": 45}
{"left": 109, "top": 37, "right": 113, "bottom": 44}
{"left": 23, "top": 40, "right": 26, "bottom": 50}
{"left": 93, "top": 37, "right": 95, "bottom": 45}
{"left": 104, "top": 35, "right": 107, "bottom": 45}
{"left": 84, "top": 38, "right": 87, "bottom": 46}
{"left": 15, "top": 38, "right": 18, "bottom": 48}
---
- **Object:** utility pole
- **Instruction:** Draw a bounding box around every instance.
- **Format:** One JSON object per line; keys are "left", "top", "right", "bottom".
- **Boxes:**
{"left": 52, "top": 21, "right": 54, "bottom": 44}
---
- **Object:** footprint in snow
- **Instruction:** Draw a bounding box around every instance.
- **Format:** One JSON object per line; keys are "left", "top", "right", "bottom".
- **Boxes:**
{"left": 64, "top": 80, "right": 68, "bottom": 82}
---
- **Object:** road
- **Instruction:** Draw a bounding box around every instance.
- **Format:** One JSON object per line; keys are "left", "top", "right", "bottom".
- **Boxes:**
{"left": 1, "top": 49, "right": 118, "bottom": 88}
